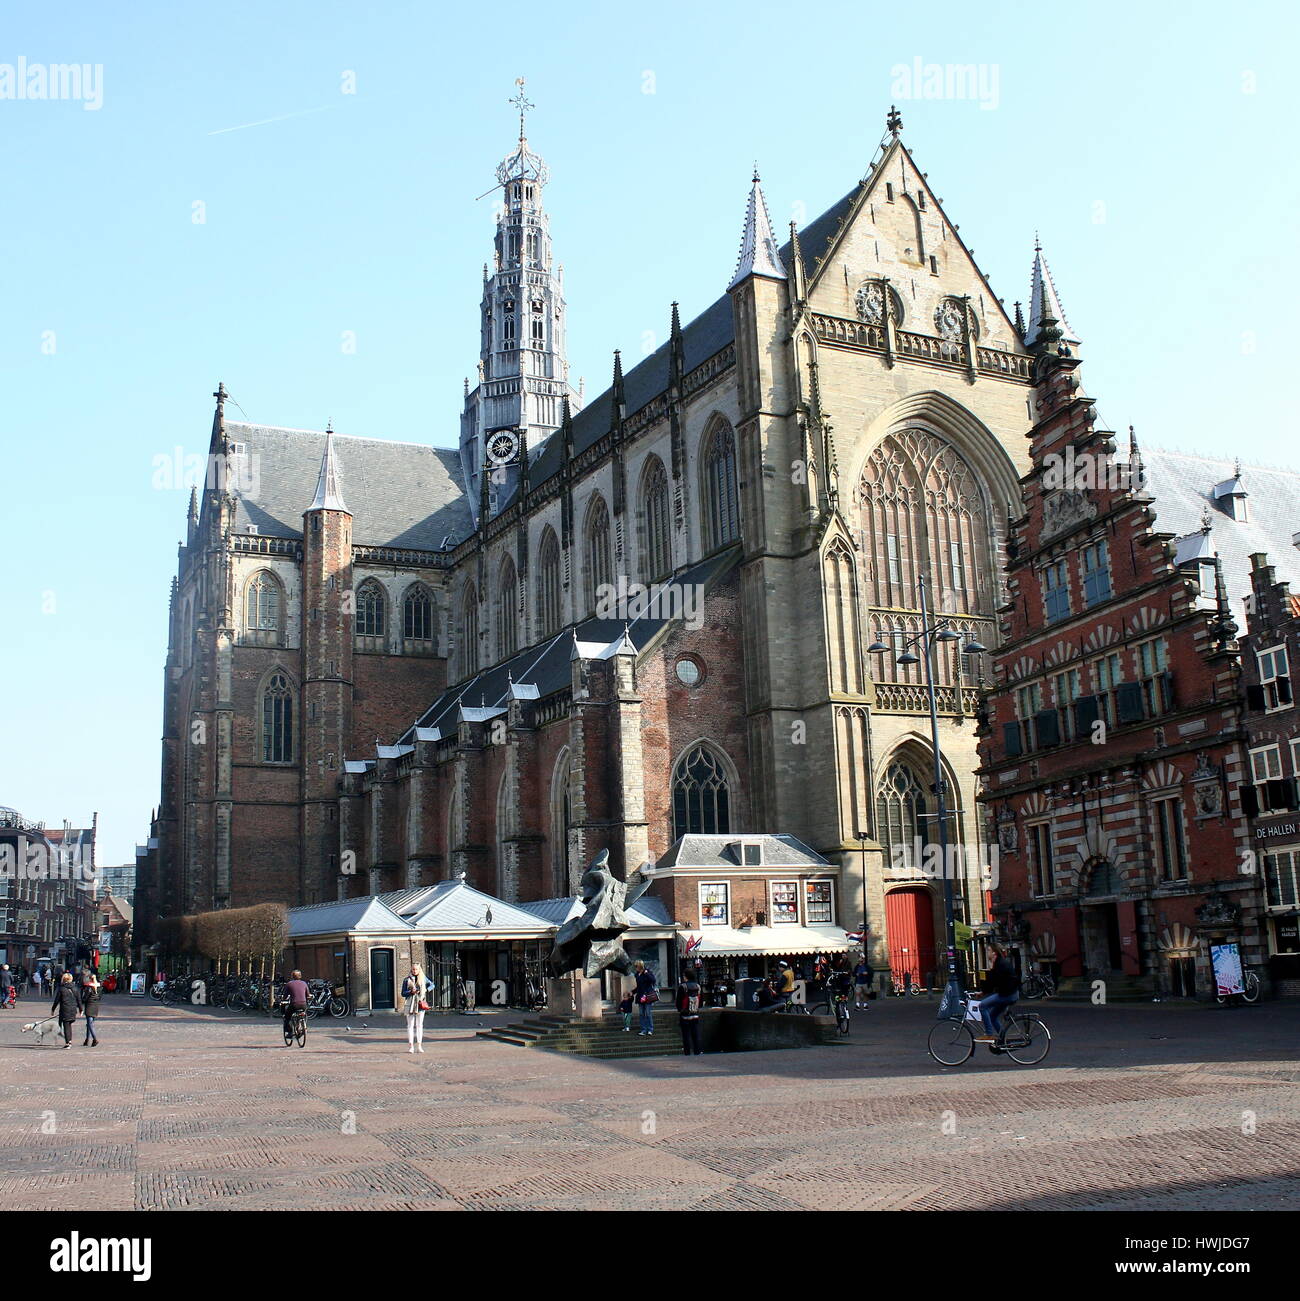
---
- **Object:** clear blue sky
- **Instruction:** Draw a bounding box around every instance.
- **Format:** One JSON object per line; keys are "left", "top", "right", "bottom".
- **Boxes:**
{"left": 2, "top": 0, "right": 1295, "bottom": 865}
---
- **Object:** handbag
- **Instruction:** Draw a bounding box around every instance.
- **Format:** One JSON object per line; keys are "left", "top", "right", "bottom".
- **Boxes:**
{"left": 418, "top": 998, "right": 430, "bottom": 1011}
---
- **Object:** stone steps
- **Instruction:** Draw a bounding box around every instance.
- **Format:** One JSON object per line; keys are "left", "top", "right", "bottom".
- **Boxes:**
{"left": 477, "top": 1012, "right": 685, "bottom": 1058}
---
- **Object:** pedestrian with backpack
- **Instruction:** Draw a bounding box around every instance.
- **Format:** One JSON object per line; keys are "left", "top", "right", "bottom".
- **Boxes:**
{"left": 676, "top": 971, "right": 703, "bottom": 1056}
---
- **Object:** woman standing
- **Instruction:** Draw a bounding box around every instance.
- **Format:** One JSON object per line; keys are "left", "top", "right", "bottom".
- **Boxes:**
{"left": 400, "top": 964, "right": 433, "bottom": 1054}
{"left": 81, "top": 974, "right": 101, "bottom": 1046}
{"left": 50, "top": 972, "right": 80, "bottom": 1049}
{"left": 633, "top": 960, "right": 657, "bottom": 1037}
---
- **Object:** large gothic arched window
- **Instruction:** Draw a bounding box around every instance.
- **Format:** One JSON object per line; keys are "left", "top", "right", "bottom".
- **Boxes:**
{"left": 402, "top": 584, "right": 434, "bottom": 645}
{"left": 355, "top": 579, "right": 386, "bottom": 640}
{"left": 261, "top": 670, "right": 294, "bottom": 764}
{"left": 537, "top": 528, "right": 562, "bottom": 638}
{"left": 875, "top": 760, "right": 927, "bottom": 873}
{"left": 858, "top": 429, "right": 995, "bottom": 690}
{"left": 244, "top": 570, "right": 283, "bottom": 644}
{"left": 702, "top": 421, "right": 739, "bottom": 552}
{"left": 640, "top": 455, "right": 672, "bottom": 582}
{"left": 583, "top": 494, "right": 611, "bottom": 616}
{"left": 672, "top": 744, "right": 732, "bottom": 840}
{"left": 458, "top": 583, "right": 479, "bottom": 679}
{"left": 496, "top": 556, "right": 518, "bottom": 659}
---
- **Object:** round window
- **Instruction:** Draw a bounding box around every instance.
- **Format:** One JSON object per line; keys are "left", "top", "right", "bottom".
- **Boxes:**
{"left": 675, "top": 658, "right": 701, "bottom": 686}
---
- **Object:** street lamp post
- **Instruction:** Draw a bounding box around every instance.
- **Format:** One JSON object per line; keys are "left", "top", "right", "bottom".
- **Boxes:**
{"left": 867, "top": 573, "right": 986, "bottom": 1020}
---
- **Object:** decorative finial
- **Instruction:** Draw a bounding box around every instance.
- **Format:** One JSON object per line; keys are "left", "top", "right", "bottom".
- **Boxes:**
{"left": 1234, "top": 457, "right": 1242, "bottom": 477}
{"left": 1034, "top": 231, "right": 1042, "bottom": 253}
{"left": 886, "top": 105, "right": 903, "bottom": 136}
{"left": 752, "top": 162, "right": 760, "bottom": 184}
{"left": 510, "top": 77, "right": 533, "bottom": 143}
{"left": 1201, "top": 505, "right": 1213, "bottom": 532}
{"left": 325, "top": 419, "right": 333, "bottom": 434}
{"left": 213, "top": 381, "right": 227, "bottom": 411}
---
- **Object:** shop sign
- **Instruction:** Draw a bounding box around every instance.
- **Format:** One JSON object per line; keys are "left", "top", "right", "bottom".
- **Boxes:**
{"left": 1256, "top": 820, "right": 1299, "bottom": 841}
{"left": 1274, "top": 916, "right": 1300, "bottom": 952}
{"left": 1210, "top": 942, "right": 1244, "bottom": 997}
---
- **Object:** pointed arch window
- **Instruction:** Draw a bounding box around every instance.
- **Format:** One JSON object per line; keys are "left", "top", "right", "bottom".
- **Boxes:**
{"left": 458, "top": 584, "right": 479, "bottom": 679}
{"left": 261, "top": 670, "right": 294, "bottom": 764}
{"left": 702, "top": 422, "right": 740, "bottom": 551}
{"left": 875, "top": 760, "right": 927, "bottom": 872}
{"left": 402, "top": 584, "right": 434, "bottom": 646}
{"left": 354, "top": 579, "right": 386, "bottom": 642}
{"left": 641, "top": 456, "right": 672, "bottom": 581}
{"left": 244, "top": 570, "right": 283, "bottom": 645}
{"left": 583, "top": 495, "right": 611, "bottom": 616}
{"left": 537, "top": 528, "right": 562, "bottom": 639}
{"left": 550, "top": 748, "right": 573, "bottom": 895}
{"left": 496, "top": 556, "right": 518, "bottom": 659}
{"left": 672, "top": 744, "right": 732, "bottom": 839}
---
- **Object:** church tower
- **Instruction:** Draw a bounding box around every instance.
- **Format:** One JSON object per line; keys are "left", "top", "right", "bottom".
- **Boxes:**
{"left": 459, "top": 80, "right": 582, "bottom": 521}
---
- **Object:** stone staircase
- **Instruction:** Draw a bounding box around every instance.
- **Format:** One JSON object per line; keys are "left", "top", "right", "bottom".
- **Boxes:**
{"left": 476, "top": 1011, "right": 684, "bottom": 1059}
{"left": 1051, "top": 974, "right": 1155, "bottom": 1003}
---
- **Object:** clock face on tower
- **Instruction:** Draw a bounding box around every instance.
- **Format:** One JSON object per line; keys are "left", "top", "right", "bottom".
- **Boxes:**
{"left": 486, "top": 430, "right": 520, "bottom": 466}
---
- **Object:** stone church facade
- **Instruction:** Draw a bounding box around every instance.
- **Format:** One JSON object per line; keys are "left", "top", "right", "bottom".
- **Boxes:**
{"left": 147, "top": 107, "right": 1058, "bottom": 980}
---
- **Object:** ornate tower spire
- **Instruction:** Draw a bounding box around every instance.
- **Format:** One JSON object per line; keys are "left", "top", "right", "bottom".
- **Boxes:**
{"left": 728, "top": 169, "right": 787, "bottom": 290}
{"left": 1023, "top": 239, "right": 1080, "bottom": 349}
{"left": 460, "top": 81, "right": 582, "bottom": 522}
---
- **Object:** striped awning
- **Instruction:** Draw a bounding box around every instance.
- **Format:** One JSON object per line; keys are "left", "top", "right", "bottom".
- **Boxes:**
{"left": 686, "top": 924, "right": 851, "bottom": 958}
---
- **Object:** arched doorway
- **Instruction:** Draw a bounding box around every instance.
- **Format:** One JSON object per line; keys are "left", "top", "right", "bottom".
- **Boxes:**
{"left": 1079, "top": 856, "right": 1123, "bottom": 973}
{"left": 885, "top": 887, "right": 936, "bottom": 990}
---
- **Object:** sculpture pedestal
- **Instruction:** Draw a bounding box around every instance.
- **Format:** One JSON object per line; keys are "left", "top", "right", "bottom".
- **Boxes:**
{"left": 546, "top": 974, "right": 604, "bottom": 1019}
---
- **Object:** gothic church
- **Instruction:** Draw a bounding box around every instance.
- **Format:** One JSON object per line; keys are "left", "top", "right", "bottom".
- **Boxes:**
{"left": 148, "top": 101, "right": 1066, "bottom": 979}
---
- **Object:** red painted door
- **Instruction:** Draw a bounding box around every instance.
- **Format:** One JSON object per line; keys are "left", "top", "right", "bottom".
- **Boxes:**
{"left": 886, "top": 888, "right": 936, "bottom": 989}
{"left": 1117, "top": 901, "right": 1140, "bottom": 975}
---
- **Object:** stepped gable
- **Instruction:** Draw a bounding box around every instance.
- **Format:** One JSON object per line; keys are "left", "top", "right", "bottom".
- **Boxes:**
{"left": 225, "top": 422, "right": 473, "bottom": 549}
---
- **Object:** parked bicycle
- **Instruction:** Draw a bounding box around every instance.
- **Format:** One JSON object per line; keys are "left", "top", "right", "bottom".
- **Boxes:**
{"left": 807, "top": 985, "right": 852, "bottom": 1035}
{"left": 1021, "top": 971, "right": 1056, "bottom": 1000}
{"left": 927, "top": 994, "right": 1051, "bottom": 1066}
{"left": 1216, "top": 967, "right": 1261, "bottom": 1005}
{"left": 304, "top": 978, "right": 350, "bottom": 1019}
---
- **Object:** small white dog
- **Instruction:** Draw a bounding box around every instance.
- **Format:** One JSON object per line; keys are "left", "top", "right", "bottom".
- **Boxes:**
{"left": 21, "top": 1017, "right": 59, "bottom": 1045}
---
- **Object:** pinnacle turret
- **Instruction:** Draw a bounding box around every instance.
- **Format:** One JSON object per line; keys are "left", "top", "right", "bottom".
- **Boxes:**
{"left": 728, "top": 170, "right": 787, "bottom": 290}
{"left": 308, "top": 430, "right": 350, "bottom": 514}
{"left": 1023, "top": 239, "right": 1080, "bottom": 349}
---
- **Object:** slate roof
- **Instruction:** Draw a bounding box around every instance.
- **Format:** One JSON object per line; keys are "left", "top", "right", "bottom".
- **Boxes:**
{"left": 396, "top": 546, "right": 739, "bottom": 742}
{"left": 1142, "top": 448, "right": 1300, "bottom": 605}
{"left": 225, "top": 423, "right": 473, "bottom": 550}
{"left": 519, "top": 894, "right": 676, "bottom": 929}
{"left": 287, "top": 896, "right": 411, "bottom": 936}
{"left": 523, "top": 187, "right": 860, "bottom": 494}
{"left": 654, "top": 833, "right": 832, "bottom": 871}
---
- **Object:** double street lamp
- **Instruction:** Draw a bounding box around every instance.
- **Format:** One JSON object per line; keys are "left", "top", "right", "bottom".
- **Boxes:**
{"left": 867, "top": 573, "right": 986, "bottom": 1019}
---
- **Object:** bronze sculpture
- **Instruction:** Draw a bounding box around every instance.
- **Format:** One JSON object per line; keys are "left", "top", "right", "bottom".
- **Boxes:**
{"left": 547, "top": 849, "right": 654, "bottom": 978}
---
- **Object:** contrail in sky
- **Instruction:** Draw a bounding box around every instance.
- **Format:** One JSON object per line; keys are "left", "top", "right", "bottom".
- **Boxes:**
{"left": 207, "top": 105, "right": 329, "bottom": 136}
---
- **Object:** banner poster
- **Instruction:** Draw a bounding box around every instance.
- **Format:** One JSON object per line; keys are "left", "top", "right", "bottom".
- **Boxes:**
{"left": 1210, "top": 942, "right": 1244, "bottom": 997}
{"left": 129, "top": 972, "right": 147, "bottom": 996}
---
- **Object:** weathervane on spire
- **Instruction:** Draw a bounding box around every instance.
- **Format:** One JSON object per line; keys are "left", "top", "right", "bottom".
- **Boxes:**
{"left": 510, "top": 77, "right": 533, "bottom": 143}
{"left": 886, "top": 105, "right": 903, "bottom": 137}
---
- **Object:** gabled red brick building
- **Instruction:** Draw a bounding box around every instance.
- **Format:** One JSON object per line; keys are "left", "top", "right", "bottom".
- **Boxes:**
{"left": 1239, "top": 553, "right": 1300, "bottom": 989}
{"left": 975, "top": 288, "right": 1265, "bottom": 998}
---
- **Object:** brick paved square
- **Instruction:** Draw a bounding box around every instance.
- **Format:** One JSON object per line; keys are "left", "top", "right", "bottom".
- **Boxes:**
{"left": 3, "top": 994, "right": 1299, "bottom": 1211}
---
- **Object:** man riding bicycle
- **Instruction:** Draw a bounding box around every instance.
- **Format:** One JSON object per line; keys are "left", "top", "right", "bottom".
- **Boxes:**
{"left": 976, "top": 943, "right": 1021, "bottom": 1043}
{"left": 280, "top": 969, "right": 309, "bottom": 1040}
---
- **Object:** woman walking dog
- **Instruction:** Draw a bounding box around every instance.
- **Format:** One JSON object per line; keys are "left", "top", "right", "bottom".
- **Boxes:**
{"left": 51, "top": 972, "right": 80, "bottom": 1048}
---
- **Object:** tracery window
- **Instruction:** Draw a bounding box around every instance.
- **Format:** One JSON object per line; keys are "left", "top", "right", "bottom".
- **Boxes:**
{"left": 537, "top": 528, "right": 562, "bottom": 638}
{"left": 875, "top": 760, "right": 927, "bottom": 873}
{"left": 583, "top": 494, "right": 612, "bottom": 616}
{"left": 640, "top": 456, "right": 672, "bottom": 581}
{"left": 459, "top": 584, "right": 479, "bottom": 679}
{"left": 355, "top": 580, "right": 386, "bottom": 640}
{"left": 244, "top": 570, "right": 282, "bottom": 639}
{"left": 496, "top": 556, "right": 518, "bottom": 659}
{"left": 702, "top": 421, "right": 740, "bottom": 551}
{"left": 261, "top": 670, "right": 294, "bottom": 764}
{"left": 672, "top": 744, "right": 732, "bottom": 839}
{"left": 402, "top": 584, "right": 433, "bottom": 644}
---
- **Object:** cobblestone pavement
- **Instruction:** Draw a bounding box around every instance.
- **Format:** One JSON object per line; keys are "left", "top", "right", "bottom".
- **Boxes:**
{"left": 3, "top": 992, "right": 1297, "bottom": 1210}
